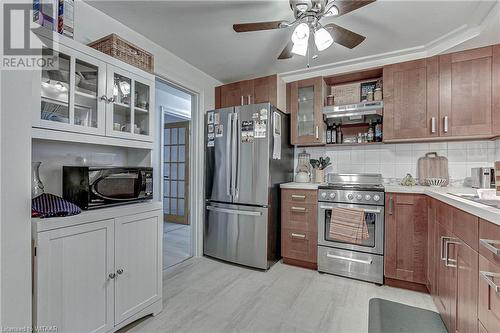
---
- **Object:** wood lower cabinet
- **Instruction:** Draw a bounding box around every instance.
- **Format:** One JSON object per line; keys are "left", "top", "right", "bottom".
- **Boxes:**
{"left": 281, "top": 188, "right": 318, "bottom": 269}
{"left": 455, "top": 241, "right": 479, "bottom": 333}
{"left": 384, "top": 193, "right": 428, "bottom": 285}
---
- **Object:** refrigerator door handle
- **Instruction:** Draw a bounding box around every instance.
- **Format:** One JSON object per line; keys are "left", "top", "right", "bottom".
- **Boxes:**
{"left": 232, "top": 112, "right": 239, "bottom": 199}
{"left": 226, "top": 113, "right": 233, "bottom": 196}
{"left": 206, "top": 205, "right": 262, "bottom": 217}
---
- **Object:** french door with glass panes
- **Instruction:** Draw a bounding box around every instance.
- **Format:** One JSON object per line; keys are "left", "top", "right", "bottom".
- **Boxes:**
{"left": 36, "top": 39, "right": 107, "bottom": 135}
{"left": 163, "top": 122, "right": 189, "bottom": 225}
{"left": 105, "top": 65, "right": 154, "bottom": 142}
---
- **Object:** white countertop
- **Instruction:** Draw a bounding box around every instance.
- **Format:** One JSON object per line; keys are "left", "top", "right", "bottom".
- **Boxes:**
{"left": 281, "top": 182, "right": 500, "bottom": 226}
{"left": 280, "top": 182, "right": 324, "bottom": 190}
{"left": 32, "top": 201, "right": 163, "bottom": 233}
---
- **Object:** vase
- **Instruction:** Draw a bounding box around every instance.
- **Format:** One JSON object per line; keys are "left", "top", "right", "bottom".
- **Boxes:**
{"left": 314, "top": 169, "right": 325, "bottom": 183}
{"left": 32, "top": 161, "right": 44, "bottom": 198}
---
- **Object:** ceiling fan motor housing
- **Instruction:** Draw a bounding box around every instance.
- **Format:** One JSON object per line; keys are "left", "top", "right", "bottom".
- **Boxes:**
{"left": 290, "top": 0, "right": 328, "bottom": 17}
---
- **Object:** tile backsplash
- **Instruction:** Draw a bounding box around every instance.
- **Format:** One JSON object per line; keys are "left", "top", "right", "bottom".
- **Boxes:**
{"left": 295, "top": 139, "right": 500, "bottom": 183}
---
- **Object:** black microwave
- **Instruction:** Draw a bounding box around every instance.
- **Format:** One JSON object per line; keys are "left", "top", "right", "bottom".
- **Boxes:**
{"left": 63, "top": 166, "right": 153, "bottom": 210}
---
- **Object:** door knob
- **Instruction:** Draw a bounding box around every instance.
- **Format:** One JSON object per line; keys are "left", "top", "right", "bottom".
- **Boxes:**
{"left": 117, "top": 268, "right": 124, "bottom": 275}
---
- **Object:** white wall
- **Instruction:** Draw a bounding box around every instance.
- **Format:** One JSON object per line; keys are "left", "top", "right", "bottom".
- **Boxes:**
{"left": 298, "top": 140, "right": 498, "bottom": 185}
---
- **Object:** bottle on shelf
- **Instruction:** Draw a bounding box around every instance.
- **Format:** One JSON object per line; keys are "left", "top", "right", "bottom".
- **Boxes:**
{"left": 367, "top": 120, "right": 374, "bottom": 142}
{"left": 326, "top": 123, "right": 332, "bottom": 144}
{"left": 331, "top": 124, "right": 337, "bottom": 144}
{"left": 375, "top": 120, "right": 383, "bottom": 142}
{"left": 336, "top": 125, "right": 343, "bottom": 144}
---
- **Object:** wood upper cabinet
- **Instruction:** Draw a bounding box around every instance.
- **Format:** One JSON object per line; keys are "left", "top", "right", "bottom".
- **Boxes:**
{"left": 384, "top": 193, "right": 428, "bottom": 284}
{"left": 288, "top": 77, "right": 326, "bottom": 146}
{"left": 493, "top": 45, "right": 500, "bottom": 136}
{"left": 439, "top": 46, "right": 493, "bottom": 137}
{"left": 215, "top": 75, "right": 285, "bottom": 110}
{"left": 383, "top": 57, "right": 439, "bottom": 140}
{"left": 281, "top": 189, "right": 318, "bottom": 269}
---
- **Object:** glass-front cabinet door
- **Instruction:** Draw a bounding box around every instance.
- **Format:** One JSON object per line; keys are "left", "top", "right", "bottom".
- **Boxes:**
{"left": 38, "top": 42, "right": 106, "bottom": 135}
{"left": 289, "top": 77, "right": 325, "bottom": 145}
{"left": 106, "top": 65, "right": 153, "bottom": 142}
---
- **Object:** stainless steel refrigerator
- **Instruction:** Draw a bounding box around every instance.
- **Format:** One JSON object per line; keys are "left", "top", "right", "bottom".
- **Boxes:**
{"left": 204, "top": 103, "right": 293, "bottom": 269}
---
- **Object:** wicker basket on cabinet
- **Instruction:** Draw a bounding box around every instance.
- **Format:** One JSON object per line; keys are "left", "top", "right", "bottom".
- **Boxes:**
{"left": 88, "top": 34, "right": 154, "bottom": 73}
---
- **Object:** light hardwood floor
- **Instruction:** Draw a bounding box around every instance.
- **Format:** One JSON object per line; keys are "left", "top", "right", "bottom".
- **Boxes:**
{"left": 163, "top": 222, "right": 191, "bottom": 269}
{"left": 120, "top": 257, "right": 436, "bottom": 333}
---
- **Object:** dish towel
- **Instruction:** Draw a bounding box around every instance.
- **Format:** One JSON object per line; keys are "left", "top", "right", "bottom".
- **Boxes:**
{"left": 329, "top": 207, "right": 369, "bottom": 245}
{"left": 32, "top": 193, "right": 81, "bottom": 218}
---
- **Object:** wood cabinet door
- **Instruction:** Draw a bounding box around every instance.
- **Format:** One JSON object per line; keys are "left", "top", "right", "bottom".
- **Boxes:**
{"left": 455, "top": 241, "right": 479, "bottom": 333}
{"left": 427, "top": 198, "right": 437, "bottom": 294}
{"left": 252, "top": 75, "right": 277, "bottom": 106}
{"left": 435, "top": 222, "right": 456, "bottom": 333}
{"left": 384, "top": 193, "right": 427, "bottom": 284}
{"left": 289, "top": 77, "right": 325, "bottom": 146}
{"left": 478, "top": 255, "right": 500, "bottom": 333}
{"left": 439, "top": 46, "right": 493, "bottom": 137}
{"left": 219, "top": 82, "right": 244, "bottom": 108}
{"left": 493, "top": 45, "right": 500, "bottom": 136}
{"left": 114, "top": 212, "right": 162, "bottom": 325}
{"left": 383, "top": 57, "right": 439, "bottom": 140}
{"left": 35, "top": 219, "right": 115, "bottom": 333}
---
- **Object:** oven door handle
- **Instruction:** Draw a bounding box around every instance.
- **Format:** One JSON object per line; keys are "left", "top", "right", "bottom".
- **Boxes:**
{"left": 326, "top": 253, "right": 373, "bottom": 265}
{"left": 319, "top": 205, "right": 381, "bottom": 214}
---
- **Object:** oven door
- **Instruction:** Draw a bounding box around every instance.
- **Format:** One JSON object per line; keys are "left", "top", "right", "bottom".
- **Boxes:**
{"left": 89, "top": 169, "right": 146, "bottom": 204}
{"left": 318, "top": 202, "right": 384, "bottom": 255}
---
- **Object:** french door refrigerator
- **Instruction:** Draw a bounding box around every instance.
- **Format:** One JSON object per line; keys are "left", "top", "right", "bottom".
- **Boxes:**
{"left": 204, "top": 103, "right": 293, "bottom": 269}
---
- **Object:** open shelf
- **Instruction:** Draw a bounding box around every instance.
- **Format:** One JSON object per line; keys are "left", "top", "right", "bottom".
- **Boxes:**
{"left": 134, "top": 106, "right": 149, "bottom": 113}
{"left": 325, "top": 142, "right": 384, "bottom": 147}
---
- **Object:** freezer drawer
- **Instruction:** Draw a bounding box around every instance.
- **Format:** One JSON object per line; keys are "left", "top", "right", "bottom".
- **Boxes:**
{"left": 204, "top": 203, "right": 269, "bottom": 269}
{"left": 318, "top": 246, "right": 384, "bottom": 284}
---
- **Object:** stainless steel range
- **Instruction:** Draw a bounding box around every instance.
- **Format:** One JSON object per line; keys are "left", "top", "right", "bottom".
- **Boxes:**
{"left": 317, "top": 174, "right": 385, "bottom": 284}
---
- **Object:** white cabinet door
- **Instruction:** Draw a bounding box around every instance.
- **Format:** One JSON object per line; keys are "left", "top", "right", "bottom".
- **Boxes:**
{"left": 114, "top": 211, "right": 162, "bottom": 324}
{"left": 105, "top": 65, "right": 154, "bottom": 142}
{"left": 35, "top": 219, "right": 114, "bottom": 333}
{"left": 36, "top": 36, "right": 107, "bottom": 136}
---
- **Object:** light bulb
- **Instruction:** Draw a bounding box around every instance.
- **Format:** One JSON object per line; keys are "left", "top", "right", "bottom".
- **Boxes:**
{"left": 291, "top": 42, "right": 308, "bottom": 56}
{"left": 314, "top": 28, "right": 333, "bottom": 51}
{"left": 292, "top": 23, "right": 310, "bottom": 45}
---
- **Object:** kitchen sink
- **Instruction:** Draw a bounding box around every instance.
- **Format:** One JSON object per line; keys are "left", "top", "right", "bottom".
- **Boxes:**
{"left": 449, "top": 193, "right": 500, "bottom": 209}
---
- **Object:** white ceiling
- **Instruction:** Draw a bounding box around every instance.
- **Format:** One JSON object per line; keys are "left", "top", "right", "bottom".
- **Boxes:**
{"left": 88, "top": 0, "right": 497, "bottom": 83}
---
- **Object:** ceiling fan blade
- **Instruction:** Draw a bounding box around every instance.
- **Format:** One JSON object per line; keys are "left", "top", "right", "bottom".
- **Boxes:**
{"left": 233, "top": 21, "right": 285, "bottom": 33}
{"left": 324, "top": 23, "right": 365, "bottom": 49}
{"left": 331, "top": 0, "right": 376, "bottom": 17}
{"left": 278, "top": 41, "right": 294, "bottom": 60}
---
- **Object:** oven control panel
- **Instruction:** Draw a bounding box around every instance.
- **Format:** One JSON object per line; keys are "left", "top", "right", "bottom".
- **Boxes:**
{"left": 319, "top": 189, "right": 385, "bottom": 206}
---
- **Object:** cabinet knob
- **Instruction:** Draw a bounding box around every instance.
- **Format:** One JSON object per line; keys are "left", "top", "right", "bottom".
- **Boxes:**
{"left": 108, "top": 273, "right": 116, "bottom": 279}
{"left": 100, "top": 95, "right": 108, "bottom": 102}
{"left": 107, "top": 97, "right": 116, "bottom": 103}
{"left": 117, "top": 268, "right": 124, "bottom": 275}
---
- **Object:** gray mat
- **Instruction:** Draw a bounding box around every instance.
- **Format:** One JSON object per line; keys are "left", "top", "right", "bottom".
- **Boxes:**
{"left": 368, "top": 298, "right": 447, "bottom": 333}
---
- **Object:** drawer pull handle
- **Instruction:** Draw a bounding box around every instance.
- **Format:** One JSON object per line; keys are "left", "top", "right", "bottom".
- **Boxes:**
{"left": 291, "top": 195, "right": 306, "bottom": 200}
{"left": 326, "top": 253, "right": 372, "bottom": 265}
{"left": 479, "top": 271, "right": 500, "bottom": 293}
{"left": 480, "top": 239, "right": 500, "bottom": 255}
{"left": 445, "top": 239, "right": 461, "bottom": 267}
{"left": 291, "top": 233, "right": 306, "bottom": 239}
{"left": 291, "top": 206, "right": 306, "bottom": 212}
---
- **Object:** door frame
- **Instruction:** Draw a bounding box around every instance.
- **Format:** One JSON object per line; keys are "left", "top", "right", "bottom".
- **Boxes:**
{"left": 156, "top": 76, "right": 201, "bottom": 259}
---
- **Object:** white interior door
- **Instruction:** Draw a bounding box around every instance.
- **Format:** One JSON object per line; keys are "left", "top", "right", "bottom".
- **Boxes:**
{"left": 35, "top": 219, "right": 114, "bottom": 333}
{"left": 114, "top": 211, "right": 162, "bottom": 324}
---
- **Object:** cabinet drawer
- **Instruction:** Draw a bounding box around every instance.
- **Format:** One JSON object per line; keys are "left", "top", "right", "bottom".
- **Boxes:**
{"left": 282, "top": 189, "right": 317, "bottom": 204}
{"left": 478, "top": 255, "right": 500, "bottom": 333}
{"left": 436, "top": 201, "right": 453, "bottom": 230}
{"left": 479, "top": 219, "right": 500, "bottom": 266}
{"left": 453, "top": 208, "right": 479, "bottom": 251}
{"left": 282, "top": 203, "right": 317, "bottom": 231}
{"left": 281, "top": 228, "right": 316, "bottom": 263}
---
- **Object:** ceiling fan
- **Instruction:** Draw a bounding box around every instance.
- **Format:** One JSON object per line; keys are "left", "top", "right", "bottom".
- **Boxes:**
{"left": 233, "top": 0, "right": 375, "bottom": 60}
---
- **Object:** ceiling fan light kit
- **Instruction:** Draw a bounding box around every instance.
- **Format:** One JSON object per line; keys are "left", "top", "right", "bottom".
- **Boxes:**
{"left": 233, "top": 0, "right": 375, "bottom": 61}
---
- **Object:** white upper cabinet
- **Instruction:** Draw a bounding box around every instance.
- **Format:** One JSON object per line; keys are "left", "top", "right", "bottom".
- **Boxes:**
{"left": 33, "top": 33, "right": 155, "bottom": 144}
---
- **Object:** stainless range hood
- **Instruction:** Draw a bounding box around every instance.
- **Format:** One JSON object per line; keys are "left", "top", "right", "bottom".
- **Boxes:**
{"left": 323, "top": 101, "right": 384, "bottom": 119}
